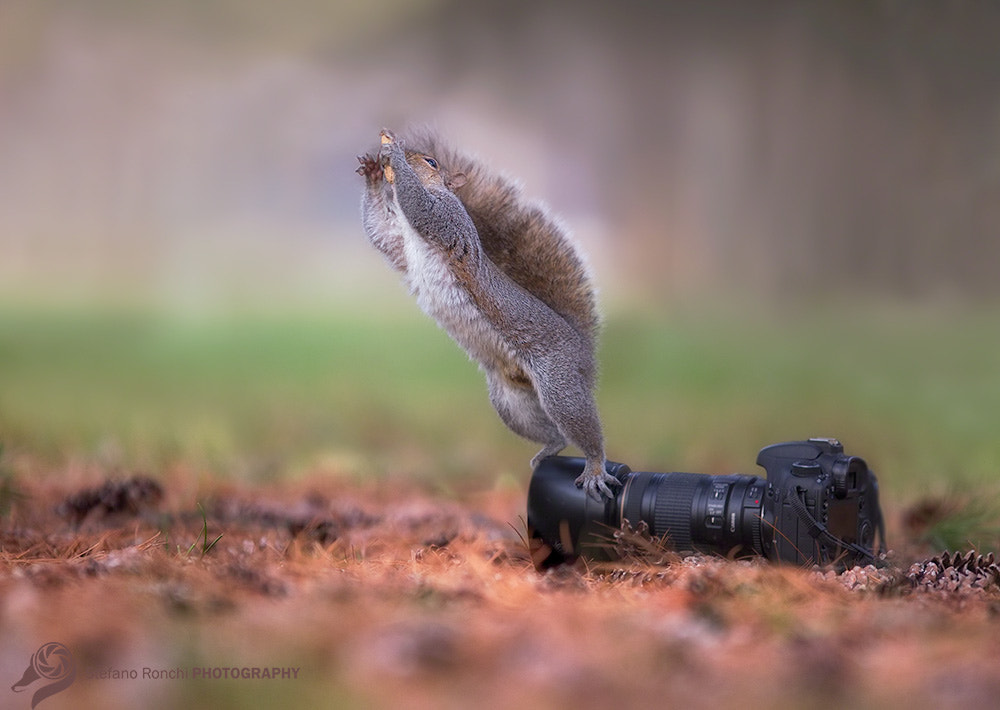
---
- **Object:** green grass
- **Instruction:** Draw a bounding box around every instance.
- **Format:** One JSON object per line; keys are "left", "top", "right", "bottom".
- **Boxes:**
{"left": 1, "top": 301, "right": 998, "bottom": 499}
{"left": 600, "top": 303, "right": 1000, "bottom": 492}
{"left": 921, "top": 496, "right": 1000, "bottom": 552}
{"left": 0, "top": 305, "right": 501, "bottom": 482}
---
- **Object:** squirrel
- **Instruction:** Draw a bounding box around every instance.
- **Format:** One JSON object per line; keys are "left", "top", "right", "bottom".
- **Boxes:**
{"left": 357, "top": 128, "right": 618, "bottom": 500}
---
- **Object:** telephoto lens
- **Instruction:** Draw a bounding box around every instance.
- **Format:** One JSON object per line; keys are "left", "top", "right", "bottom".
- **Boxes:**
{"left": 527, "top": 439, "right": 885, "bottom": 570}
{"left": 527, "top": 457, "right": 769, "bottom": 569}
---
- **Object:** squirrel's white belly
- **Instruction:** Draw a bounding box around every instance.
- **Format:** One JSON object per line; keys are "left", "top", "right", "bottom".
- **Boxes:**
{"left": 399, "top": 222, "right": 515, "bottom": 371}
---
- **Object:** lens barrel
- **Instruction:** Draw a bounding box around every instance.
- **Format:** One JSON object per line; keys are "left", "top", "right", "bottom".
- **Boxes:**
{"left": 620, "top": 472, "right": 768, "bottom": 557}
{"left": 527, "top": 457, "right": 770, "bottom": 568}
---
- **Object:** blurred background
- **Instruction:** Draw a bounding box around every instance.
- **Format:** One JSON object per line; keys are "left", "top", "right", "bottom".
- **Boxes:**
{"left": 1, "top": 0, "right": 999, "bottom": 503}
{"left": 3, "top": 6, "right": 1000, "bottom": 707}
{"left": 3, "top": 0, "right": 999, "bottom": 306}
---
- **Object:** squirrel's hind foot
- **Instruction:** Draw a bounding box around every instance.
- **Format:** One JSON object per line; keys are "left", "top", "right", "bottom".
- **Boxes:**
{"left": 575, "top": 463, "right": 621, "bottom": 502}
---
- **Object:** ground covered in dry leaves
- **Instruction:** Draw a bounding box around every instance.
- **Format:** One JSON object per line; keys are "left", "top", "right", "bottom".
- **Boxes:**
{"left": 2, "top": 468, "right": 999, "bottom": 710}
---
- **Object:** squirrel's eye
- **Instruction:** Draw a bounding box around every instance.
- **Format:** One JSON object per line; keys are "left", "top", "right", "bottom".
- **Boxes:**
{"left": 423, "top": 157, "right": 439, "bottom": 170}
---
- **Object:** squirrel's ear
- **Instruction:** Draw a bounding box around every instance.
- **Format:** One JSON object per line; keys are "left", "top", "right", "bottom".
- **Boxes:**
{"left": 446, "top": 172, "right": 468, "bottom": 190}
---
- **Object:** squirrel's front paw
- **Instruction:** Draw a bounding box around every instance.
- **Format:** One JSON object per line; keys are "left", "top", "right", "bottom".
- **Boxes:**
{"left": 356, "top": 153, "right": 383, "bottom": 185}
{"left": 377, "top": 134, "right": 404, "bottom": 185}
{"left": 378, "top": 130, "right": 404, "bottom": 161}
{"left": 575, "top": 469, "right": 621, "bottom": 502}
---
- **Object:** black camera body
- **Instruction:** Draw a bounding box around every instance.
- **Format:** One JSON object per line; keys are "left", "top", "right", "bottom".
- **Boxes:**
{"left": 527, "top": 438, "right": 884, "bottom": 569}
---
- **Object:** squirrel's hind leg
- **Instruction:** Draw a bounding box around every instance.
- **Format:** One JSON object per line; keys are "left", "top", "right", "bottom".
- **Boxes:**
{"left": 485, "top": 369, "right": 566, "bottom": 463}
{"left": 526, "top": 359, "right": 620, "bottom": 501}
{"left": 530, "top": 441, "right": 566, "bottom": 470}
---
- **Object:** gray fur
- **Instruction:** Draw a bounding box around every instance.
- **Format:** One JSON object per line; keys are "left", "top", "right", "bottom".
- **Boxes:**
{"left": 359, "top": 134, "right": 617, "bottom": 500}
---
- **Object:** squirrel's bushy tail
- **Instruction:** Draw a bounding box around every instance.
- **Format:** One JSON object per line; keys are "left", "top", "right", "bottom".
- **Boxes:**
{"left": 401, "top": 127, "right": 600, "bottom": 342}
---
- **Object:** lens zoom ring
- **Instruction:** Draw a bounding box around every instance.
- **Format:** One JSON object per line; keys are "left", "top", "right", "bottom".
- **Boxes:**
{"left": 652, "top": 474, "right": 700, "bottom": 551}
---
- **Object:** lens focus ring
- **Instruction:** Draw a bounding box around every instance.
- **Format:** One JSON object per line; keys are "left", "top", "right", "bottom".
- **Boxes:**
{"left": 651, "top": 474, "right": 700, "bottom": 551}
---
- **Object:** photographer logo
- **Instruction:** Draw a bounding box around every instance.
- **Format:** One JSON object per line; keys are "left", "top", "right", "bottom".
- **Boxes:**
{"left": 10, "top": 642, "right": 76, "bottom": 709}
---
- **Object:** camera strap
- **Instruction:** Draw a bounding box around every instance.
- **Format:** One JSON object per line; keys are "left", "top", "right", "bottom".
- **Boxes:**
{"left": 789, "top": 489, "right": 879, "bottom": 565}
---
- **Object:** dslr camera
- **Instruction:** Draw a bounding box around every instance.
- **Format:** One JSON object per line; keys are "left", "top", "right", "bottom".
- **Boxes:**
{"left": 527, "top": 438, "right": 884, "bottom": 569}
